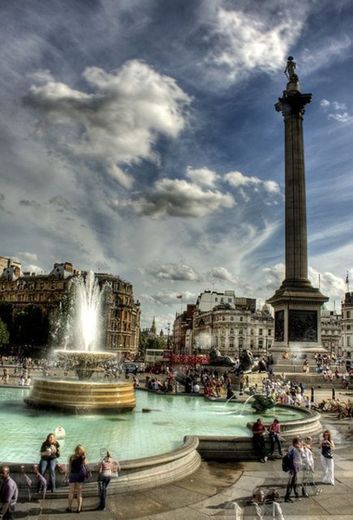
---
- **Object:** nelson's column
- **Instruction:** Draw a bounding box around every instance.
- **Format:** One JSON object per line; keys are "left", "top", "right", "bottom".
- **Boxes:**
{"left": 267, "top": 57, "right": 328, "bottom": 363}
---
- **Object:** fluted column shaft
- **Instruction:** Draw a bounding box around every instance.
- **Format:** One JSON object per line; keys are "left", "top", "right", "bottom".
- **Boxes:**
{"left": 275, "top": 88, "right": 312, "bottom": 288}
{"left": 284, "top": 112, "right": 308, "bottom": 282}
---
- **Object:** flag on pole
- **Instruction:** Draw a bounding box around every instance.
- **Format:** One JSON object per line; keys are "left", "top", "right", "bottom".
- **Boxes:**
{"left": 346, "top": 272, "right": 349, "bottom": 285}
{"left": 176, "top": 295, "right": 183, "bottom": 299}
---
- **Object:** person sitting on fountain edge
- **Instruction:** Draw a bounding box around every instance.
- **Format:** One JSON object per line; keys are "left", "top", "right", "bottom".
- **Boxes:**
{"left": 252, "top": 418, "right": 267, "bottom": 463}
{"left": 39, "top": 433, "right": 60, "bottom": 493}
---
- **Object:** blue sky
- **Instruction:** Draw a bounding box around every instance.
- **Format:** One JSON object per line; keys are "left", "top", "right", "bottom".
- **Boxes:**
{"left": 1, "top": 0, "right": 353, "bottom": 329}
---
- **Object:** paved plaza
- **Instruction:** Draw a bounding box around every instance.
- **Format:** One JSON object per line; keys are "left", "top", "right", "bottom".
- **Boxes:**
{"left": 11, "top": 442, "right": 353, "bottom": 519}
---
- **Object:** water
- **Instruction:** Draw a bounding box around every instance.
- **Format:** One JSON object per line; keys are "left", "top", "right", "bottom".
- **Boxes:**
{"left": 0, "top": 388, "right": 305, "bottom": 463}
{"left": 54, "top": 271, "right": 105, "bottom": 352}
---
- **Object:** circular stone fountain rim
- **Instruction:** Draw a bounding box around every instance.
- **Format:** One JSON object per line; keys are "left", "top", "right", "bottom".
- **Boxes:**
{"left": 55, "top": 349, "right": 116, "bottom": 359}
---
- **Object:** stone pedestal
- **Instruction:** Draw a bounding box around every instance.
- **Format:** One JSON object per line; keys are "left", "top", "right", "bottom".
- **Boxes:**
{"left": 267, "top": 283, "right": 328, "bottom": 363}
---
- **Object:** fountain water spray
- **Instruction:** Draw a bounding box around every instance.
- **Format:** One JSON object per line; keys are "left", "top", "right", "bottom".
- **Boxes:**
{"left": 75, "top": 270, "right": 104, "bottom": 352}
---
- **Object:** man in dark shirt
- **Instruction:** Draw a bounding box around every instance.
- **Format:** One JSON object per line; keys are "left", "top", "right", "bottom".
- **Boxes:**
{"left": 0, "top": 466, "right": 18, "bottom": 520}
{"left": 252, "top": 418, "right": 267, "bottom": 463}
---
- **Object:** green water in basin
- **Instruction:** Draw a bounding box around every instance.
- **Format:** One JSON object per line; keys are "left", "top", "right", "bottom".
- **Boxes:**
{"left": 0, "top": 387, "right": 305, "bottom": 463}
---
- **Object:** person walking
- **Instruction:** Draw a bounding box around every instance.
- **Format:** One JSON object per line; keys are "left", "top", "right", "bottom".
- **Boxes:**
{"left": 39, "top": 433, "right": 60, "bottom": 492}
{"left": 0, "top": 466, "right": 18, "bottom": 520}
{"left": 66, "top": 445, "right": 88, "bottom": 513}
{"left": 268, "top": 419, "right": 282, "bottom": 458}
{"left": 320, "top": 430, "right": 335, "bottom": 485}
{"left": 284, "top": 437, "right": 302, "bottom": 502}
{"left": 252, "top": 418, "right": 267, "bottom": 463}
{"left": 97, "top": 451, "right": 120, "bottom": 511}
{"left": 300, "top": 437, "right": 314, "bottom": 496}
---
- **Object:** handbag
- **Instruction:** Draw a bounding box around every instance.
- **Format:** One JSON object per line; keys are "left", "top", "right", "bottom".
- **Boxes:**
{"left": 83, "top": 464, "right": 92, "bottom": 480}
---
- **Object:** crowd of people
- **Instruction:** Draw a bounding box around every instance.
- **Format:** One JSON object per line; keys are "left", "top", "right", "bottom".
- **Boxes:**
{"left": 249, "top": 423, "right": 336, "bottom": 517}
{"left": 0, "top": 425, "right": 338, "bottom": 518}
{"left": 0, "top": 432, "right": 120, "bottom": 518}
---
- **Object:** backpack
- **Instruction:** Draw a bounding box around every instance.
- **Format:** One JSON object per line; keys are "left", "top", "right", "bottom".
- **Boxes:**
{"left": 282, "top": 452, "right": 293, "bottom": 472}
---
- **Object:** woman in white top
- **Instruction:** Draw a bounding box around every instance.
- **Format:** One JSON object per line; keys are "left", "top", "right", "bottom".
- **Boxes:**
{"left": 301, "top": 437, "right": 314, "bottom": 496}
{"left": 97, "top": 451, "right": 120, "bottom": 510}
{"left": 320, "top": 430, "right": 335, "bottom": 485}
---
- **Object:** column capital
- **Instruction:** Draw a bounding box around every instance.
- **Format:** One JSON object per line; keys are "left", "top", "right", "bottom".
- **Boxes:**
{"left": 275, "top": 90, "right": 312, "bottom": 117}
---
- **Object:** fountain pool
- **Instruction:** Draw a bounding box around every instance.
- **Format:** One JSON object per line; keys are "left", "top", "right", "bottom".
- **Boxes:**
{"left": 0, "top": 387, "right": 306, "bottom": 464}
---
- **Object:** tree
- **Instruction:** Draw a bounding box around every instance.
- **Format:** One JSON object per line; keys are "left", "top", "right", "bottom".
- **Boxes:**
{"left": 139, "top": 330, "right": 166, "bottom": 353}
{"left": 0, "top": 318, "right": 9, "bottom": 348}
{"left": 13, "top": 305, "right": 49, "bottom": 346}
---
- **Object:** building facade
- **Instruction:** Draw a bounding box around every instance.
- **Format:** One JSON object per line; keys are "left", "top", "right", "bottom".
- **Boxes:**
{"left": 173, "top": 304, "right": 196, "bottom": 354}
{"left": 341, "top": 292, "right": 353, "bottom": 358}
{"left": 0, "top": 257, "right": 140, "bottom": 358}
{"left": 320, "top": 310, "right": 342, "bottom": 356}
{"left": 173, "top": 290, "right": 273, "bottom": 358}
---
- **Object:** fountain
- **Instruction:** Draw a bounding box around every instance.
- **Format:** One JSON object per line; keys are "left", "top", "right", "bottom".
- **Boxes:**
{"left": 25, "top": 271, "right": 136, "bottom": 412}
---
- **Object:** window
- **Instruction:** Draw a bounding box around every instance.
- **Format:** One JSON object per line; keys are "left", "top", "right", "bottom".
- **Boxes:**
{"left": 347, "top": 311, "right": 351, "bottom": 319}
{"left": 259, "top": 328, "right": 263, "bottom": 335}
{"left": 239, "top": 329, "right": 243, "bottom": 335}
{"left": 240, "top": 317, "right": 243, "bottom": 322}
{"left": 250, "top": 329, "right": 254, "bottom": 336}
{"left": 230, "top": 316, "right": 234, "bottom": 321}
{"left": 347, "top": 337, "right": 351, "bottom": 347}
{"left": 228, "top": 298, "right": 232, "bottom": 303}
{"left": 215, "top": 298, "right": 218, "bottom": 302}
{"left": 348, "top": 325, "right": 351, "bottom": 331}
{"left": 268, "top": 329, "right": 272, "bottom": 336}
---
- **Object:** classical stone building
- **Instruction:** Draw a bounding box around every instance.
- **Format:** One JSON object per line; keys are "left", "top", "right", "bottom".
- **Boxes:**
{"left": 173, "top": 290, "right": 273, "bottom": 357}
{"left": 0, "top": 257, "right": 140, "bottom": 358}
{"left": 341, "top": 292, "right": 353, "bottom": 358}
{"left": 320, "top": 309, "right": 342, "bottom": 356}
{"left": 173, "top": 304, "right": 196, "bottom": 354}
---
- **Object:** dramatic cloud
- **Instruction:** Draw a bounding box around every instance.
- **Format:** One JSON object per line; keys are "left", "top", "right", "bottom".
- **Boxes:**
{"left": 146, "top": 263, "right": 201, "bottom": 281}
{"left": 308, "top": 267, "right": 345, "bottom": 300}
{"left": 19, "top": 200, "right": 41, "bottom": 209}
{"left": 17, "top": 252, "right": 38, "bottom": 263}
{"left": 49, "top": 196, "right": 75, "bottom": 213}
{"left": 328, "top": 112, "right": 353, "bottom": 124}
{"left": 109, "top": 178, "right": 235, "bottom": 218}
{"left": 225, "top": 171, "right": 280, "bottom": 196}
{"left": 208, "top": 266, "right": 238, "bottom": 284}
{"left": 186, "top": 166, "right": 219, "bottom": 187}
{"left": 140, "top": 290, "right": 198, "bottom": 306}
{"left": 207, "top": 6, "right": 303, "bottom": 83}
{"left": 301, "top": 35, "right": 352, "bottom": 77}
{"left": 262, "top": 263, "right": 285, "bottom": 292}
{"left": 320, "top": 97, "right": 353, "bottom": 124}
{"left": 26, "top": 60, "right": 191, "bottom": 187}
{"left": 262, "top": 263, "right": 346, "bottom": 301}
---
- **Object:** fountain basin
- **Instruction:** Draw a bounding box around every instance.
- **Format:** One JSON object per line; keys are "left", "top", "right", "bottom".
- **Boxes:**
{"left": 25, "top": 379, "right": 136, "bottom": 412}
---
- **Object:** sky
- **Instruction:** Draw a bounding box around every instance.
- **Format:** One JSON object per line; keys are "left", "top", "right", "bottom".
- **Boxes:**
{"left": 1, "top": 0, "right": 353, "bottom": 330}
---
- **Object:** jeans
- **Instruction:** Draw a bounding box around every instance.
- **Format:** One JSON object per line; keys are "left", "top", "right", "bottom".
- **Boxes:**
{"left": 285, "top": 470, "right": 298, "bottom": 498}
{"left": 269, "top": 433, "right": 282, "bottom": 456}
{"left": 253, "top": 435, "right": 266, "bottom": 460}
{"left": 39, "top": 458, "right": 57, "bottom": 491}
{"left": 98, "top": 476, "right": 111, "bottom": 509}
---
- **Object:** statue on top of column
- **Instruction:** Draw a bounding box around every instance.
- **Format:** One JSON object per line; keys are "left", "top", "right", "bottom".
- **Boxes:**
{"left": 284, "top": 56, "right": 298, "bottom": 83}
